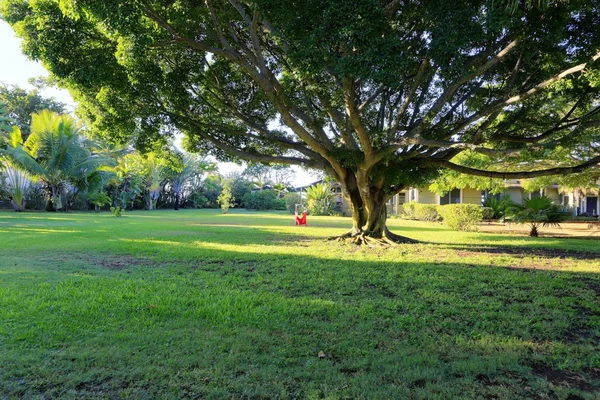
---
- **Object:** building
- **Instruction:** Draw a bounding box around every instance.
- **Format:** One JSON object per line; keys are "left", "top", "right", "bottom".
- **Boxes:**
{"left": 387, "top": 180, "right": 600, "bottom": 217}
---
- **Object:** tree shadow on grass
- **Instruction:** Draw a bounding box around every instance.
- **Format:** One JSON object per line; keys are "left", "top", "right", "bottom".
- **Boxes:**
{"left": 3, "top": 221, "right": 600, "bottom": 399}
{"left": 435, "top": 243, "right": 600, "bottom": 261}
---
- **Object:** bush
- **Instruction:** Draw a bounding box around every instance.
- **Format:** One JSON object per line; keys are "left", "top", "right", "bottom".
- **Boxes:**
{"left": 482, "top": 207, "right": 495, "bottom": 221}
{"left": 273, "top": 198, "right": 286, "bottom": 210}
{"left": 110, "top": 206, "right": 124, "bottom": 217}
{"left": 414, "top": 203, "right": 440, "bottom": 222}
{"left": 283, "top": 192, "right": 301, "bottom": 213}
{"left": 306, "top": 183, "right": 336, "bottom": 216}
{"left": 438, "top": 204, "right": 483, "bottom": 231}
{"left": 217, "top": 180, "right": 234, "bottom": 214}
{"left": 401, "top": 201, "right": 417, "bottom": 219}
{"left": 482, "top": 195, "right": 514, "bottom": 220}
{"left": 243, "top": 190, "right": 277, "bottom": 210}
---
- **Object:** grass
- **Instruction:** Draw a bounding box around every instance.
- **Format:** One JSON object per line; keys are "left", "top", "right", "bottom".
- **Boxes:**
{"left": 0, "top": 209, "right": 599, "bottom": 399}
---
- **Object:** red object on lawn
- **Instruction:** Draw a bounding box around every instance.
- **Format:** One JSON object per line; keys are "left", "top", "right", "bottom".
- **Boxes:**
{"left": 295, "top": 211, "right": 307, "bottom": 225}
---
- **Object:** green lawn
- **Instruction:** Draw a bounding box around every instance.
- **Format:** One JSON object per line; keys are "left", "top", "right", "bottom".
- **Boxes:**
{"left": 0, "top": 209, "right": 599, "bottom": 399}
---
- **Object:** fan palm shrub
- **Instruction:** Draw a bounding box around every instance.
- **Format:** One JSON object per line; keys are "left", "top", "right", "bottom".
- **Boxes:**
{"left": 1, "top": 126, "right": 34, "bottom": 211}
{"left": 7, "top": 111, "right": 112, "bottom": 211}
{"left": 507, "top": 195, "right": 570, "bottom": 237}
{"left": 306, "top": 183, "right": 336, "bottom": 216}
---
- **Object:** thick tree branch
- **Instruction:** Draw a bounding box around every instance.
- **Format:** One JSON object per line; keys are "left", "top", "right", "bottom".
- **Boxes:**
{"left": 434, "top": 156, "right": 600, "bottom": 179}
{"left": 343, "top": 77, "right": 375, "bottom": 162}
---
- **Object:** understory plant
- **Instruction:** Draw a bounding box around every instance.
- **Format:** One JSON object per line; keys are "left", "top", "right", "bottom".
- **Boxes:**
{"left": 110, "top": 206, "right": 124, "bottom": 217}
{"left": 2, "top": 162, "right": 31, "bottom": 211}
{"left": 88, "top": 191, "right": 111, "bottom": 211}
{"left": 438, "top": 204, "right": 483, "bottom": 231}
{"left": 305, "top": 183, "right": 336, "bottom": 216}
{"left": 482, "top": 195, "right": 514, "bottom": 220}
{"left": 217, "top": 180, "right": 234, "bottom": 214}
{"left": 507, "top": 195, "right": 570, "bottom": 237}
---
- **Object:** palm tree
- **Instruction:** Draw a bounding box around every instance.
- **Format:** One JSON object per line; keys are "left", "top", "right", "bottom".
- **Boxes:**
{"left": 508, "top": 195, "right": 571, "bottom": 237}
{"left": 8, "top": 111, "right": 111, "bottom": 211}
{"left": 168, "top": 154, "right": 215, "bottom": 210}
{"left": 1, "top": 127, "right": 37, "bottom": 211}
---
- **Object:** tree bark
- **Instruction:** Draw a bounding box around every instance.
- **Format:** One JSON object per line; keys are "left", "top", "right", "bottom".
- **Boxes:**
{"left": 332, "top": 171, "right": 416, "bottom": 245}
{"left": 174, "top": 192, "right": 180, "bottom": 210}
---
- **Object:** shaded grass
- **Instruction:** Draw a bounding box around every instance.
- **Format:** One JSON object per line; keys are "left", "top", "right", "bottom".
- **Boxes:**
{"left": 0, "top": 209, "right": 599, "bottom": 399}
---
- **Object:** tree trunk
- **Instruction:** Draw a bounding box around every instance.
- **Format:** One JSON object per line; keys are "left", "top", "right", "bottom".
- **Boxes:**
{"left": 332, "top": 172, "right": 416, "bottom": 245}
{"left": 174, "top": 192, "right": 180, "bottom": 210}
{"left": 529, "top": 224, "right": 539, "bottom": 237}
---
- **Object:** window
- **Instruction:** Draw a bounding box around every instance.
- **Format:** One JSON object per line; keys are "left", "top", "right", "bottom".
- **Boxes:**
{"left": 398, "top": 193, "right": 406, "bottom": 204}
{"left": 530, "top": 189, "right": 543, "bottom": 199}
{"left": 440, "top": 189, "right": 461, "bottom": 205}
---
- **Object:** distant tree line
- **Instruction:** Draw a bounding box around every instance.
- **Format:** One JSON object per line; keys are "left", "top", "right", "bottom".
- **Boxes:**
{"left": 0, "top": 86, "right": 297, "bottom": 212}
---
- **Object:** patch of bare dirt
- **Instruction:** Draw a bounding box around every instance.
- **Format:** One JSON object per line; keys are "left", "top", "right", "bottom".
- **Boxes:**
{"left": 531, "top": 363, "right": 599, "bottom": 393}
{"left": 47, "top": 253, "right": 160, "bottom": 270}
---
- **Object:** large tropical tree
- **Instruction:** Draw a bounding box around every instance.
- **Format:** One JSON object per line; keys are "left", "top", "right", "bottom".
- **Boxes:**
{"left": 2, "top": 0, "right": 600, "bottom": 242}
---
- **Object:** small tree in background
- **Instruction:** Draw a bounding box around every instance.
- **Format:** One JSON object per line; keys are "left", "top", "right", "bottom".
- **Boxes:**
{"left": 217, "top": 179, "right": 234, "bottom": 214}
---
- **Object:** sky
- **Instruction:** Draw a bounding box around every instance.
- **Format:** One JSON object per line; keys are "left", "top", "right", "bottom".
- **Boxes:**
{"left": 0, "top": 20, "right": 317, "bottom": 186}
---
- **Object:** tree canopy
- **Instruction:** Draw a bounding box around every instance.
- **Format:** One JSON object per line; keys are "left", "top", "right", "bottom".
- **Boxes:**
{"left": 2, "top": 0, "right": 599, "bottom": 241}
{"left": 0, "top": 84, "right": 66, "bottom": 140}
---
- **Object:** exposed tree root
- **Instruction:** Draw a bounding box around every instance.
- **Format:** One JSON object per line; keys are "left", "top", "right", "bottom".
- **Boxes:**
{"left": 328, "top": 226, "right": 417, "bottom": 247}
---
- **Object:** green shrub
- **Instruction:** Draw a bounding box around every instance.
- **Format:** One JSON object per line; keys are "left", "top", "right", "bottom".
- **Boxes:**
{"left": 506, "top": 195, "right": 570, "bottom": 237}
{"left": 482, "top": 207, "right": 495, "bottom": 221}
{"left": 243, "top": 190, "right": 277, "bottom": 210}
{"left": 110, "top": 206, "right": 124, "bottom": 217}
{"left": 273, "top": 198, "right": 286, "bottom": 210}
{"left": 438, "top": 204, "right": 483, "bottom": 231}
{"left": 306, "top": 183, "right": 336, "bottom": 216}
{"left": 414, "top": 203, "right": 440, "bottom": 222}
{"left": 217, "top": 180, "right": 234, "bottom": 214}
{"left": 401, "top": 201, "right": 417, "bottom": 219}
{"left": 482, "top": 195, "right": 514, "bottom": 220}
{"left": 283, "top": 192, "right": 301, "bottom": 213}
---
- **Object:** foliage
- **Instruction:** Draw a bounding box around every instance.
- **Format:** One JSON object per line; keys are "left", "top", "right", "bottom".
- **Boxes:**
{"left": 2, "top": 162, "right": 31, "bottom": 211}
{"left": 482, "top": 194, "right": 515, "bottom": 220}
{"left": 242, "top": 189, "right": 279, "bottom": 211}
{"left": 87, "top": 191, "right": 111, "bottom": 211}
{"left": 198, "top": 174, "right": 223, "bottom": 208}
{"left": 481, "top": 207, "right": 495, "bottom": 221}
{"left": 2, "top": 111, "right": 112, "bottom": 211}
{"left": 414, "top": 204, "right": 440, "bottom": 222}
{"left": 110, "top": 206, "right": 124, "bottom": 217}
{"left": 23, "top": 183, "right": 46, "bottom": 210}
{"left": 217, "top": 179, "right": 234, "bottom": 214}
{"left": 242, "top": 163, "right": 295, "bottom": 192}
{"left": 165, "top": 153, "right": 215, "bottom": 210}
{"left": 305, "top": 183, "right": 336, "bottom": 216}
{"left": 283, "top": 192, "right": 301, "bottom": 214}
{"left": 6, "top": 0, "right": 600, "bottom": 236}
{"left": 430, "top": 152, "right": 507, "bottom": 195}
{"left": 0, "top": 84, "right": 66, "bottom": 140}
{"left": 507, "top": 195, "right": 571, "bottom": 237}
{"left": 438, "top": 204, "right": 484, "bottom": 231}
{"left": 401, "top": 201, "right": 418, "bottom": 220}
